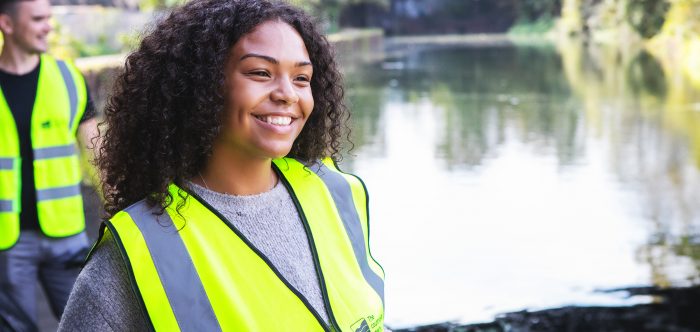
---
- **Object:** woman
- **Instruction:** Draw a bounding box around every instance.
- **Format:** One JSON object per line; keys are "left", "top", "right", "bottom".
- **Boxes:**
{"left": 58, "top": 0, "right": 385, "bottom": 331}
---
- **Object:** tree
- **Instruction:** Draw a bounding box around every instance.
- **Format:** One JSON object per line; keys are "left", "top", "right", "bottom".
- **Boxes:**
{"left": 626, "top": 0, "right": 671, "bottom": 38}
{"left": 290, "top": 0, "right": 388, "bottom": 32}
{"left": 514, "top": 0, "right": 562, "bottom": 22}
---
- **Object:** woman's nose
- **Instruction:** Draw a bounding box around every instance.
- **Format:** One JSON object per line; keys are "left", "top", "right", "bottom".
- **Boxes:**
{"left": 270, "top": 77, "right": 299, "bottom": 105}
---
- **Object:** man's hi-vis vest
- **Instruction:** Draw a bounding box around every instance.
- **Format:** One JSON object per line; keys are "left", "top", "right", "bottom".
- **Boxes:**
{"left": 100, "top": 158, "right": 385, "bottom": 332}
{"left": 0, "top": 54, "right": 88, "bottom": 250}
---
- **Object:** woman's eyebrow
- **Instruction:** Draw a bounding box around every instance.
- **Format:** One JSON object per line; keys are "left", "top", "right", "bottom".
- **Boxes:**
{"left": 241, "top": 53, "right": 278, "bottom": 63}
{"left": 240, "top": 53, "right": 311, "bottom": 67}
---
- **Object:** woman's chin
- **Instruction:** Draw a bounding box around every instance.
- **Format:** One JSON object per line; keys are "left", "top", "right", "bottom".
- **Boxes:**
{"left": 261, "top": 146, "right": 295, "bottom": 160}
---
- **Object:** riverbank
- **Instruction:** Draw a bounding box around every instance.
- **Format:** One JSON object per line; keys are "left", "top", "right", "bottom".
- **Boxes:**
{"left": 395, "top": 286, "right": 700, "bottom": 332}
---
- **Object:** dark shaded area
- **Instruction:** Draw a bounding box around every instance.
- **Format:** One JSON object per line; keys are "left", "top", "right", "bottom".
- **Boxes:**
{"left": 0, "top": 291, "right": 37, "bottom": 332}
{"left": 81, "top": 184, "right": 105, "bottom": 241}
{"left": 339, "top": 3, "right": 390, "bottom": 29}
{"left": 627, "top": 50, "right": 667, "bottom": 98}
{"left": 339, "top": 0, "right": 562, "bottom": 35}
{"left": 81, "top": 66, "right": 123, "bottom": 114}
{"left": 378, "top": 0, "right": 517, "bottom": 35}
{"left": 395, "top": 286, "right": 700, "bottom": 332}
{"left": 626, "top": 0, "right": 671, "bottom": 39}
{"left": 33, "top": 185, "right": 103, "bottom": 332}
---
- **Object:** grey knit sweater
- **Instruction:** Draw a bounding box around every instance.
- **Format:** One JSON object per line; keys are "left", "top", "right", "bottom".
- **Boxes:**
{"left": 58, "top": 180, "right": 329, "bottom": 331}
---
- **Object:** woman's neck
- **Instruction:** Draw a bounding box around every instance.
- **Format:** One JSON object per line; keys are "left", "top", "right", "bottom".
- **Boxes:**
{"left": 194, "top": 147, "right": 278, "bottom": 196}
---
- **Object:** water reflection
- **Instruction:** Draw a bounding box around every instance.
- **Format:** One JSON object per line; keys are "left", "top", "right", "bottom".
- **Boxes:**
{"left": 558, "top": 39, "right": 700, "bottom": 287}
{"left": 341, "top": 38, "right": 700, "bottom": 327}
{"left": 627, "top": 51, "right": 667, "bottom": 98}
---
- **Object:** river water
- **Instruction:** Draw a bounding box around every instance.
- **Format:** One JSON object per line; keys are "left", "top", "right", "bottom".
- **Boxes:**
{"left": 339, "top": 37, "right": 700, "bottom": 328}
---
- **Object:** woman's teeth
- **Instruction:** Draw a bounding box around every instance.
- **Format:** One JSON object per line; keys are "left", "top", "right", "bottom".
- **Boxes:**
{"left": 257, "top": 115, "right": 292, "bottom": 126}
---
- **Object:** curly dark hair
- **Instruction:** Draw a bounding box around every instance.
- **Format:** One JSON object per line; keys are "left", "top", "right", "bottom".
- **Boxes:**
{"left": 97, "top": 0, "right": 348, "bottom": 217}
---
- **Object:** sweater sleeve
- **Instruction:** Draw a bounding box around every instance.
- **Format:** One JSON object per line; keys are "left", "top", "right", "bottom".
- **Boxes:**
{"left": 58, "top": 230, "right": 150, "bottom": 331}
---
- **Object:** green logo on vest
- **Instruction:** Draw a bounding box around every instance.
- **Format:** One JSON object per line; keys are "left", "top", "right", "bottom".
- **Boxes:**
{"left": 351, "top": 319, "right": 370, "bottom": 332}
{"left": 352, "top": 313, "right": 383, "bottom": 332}
{"left": 41, "top": 120, "right": 51, "bottom": 128}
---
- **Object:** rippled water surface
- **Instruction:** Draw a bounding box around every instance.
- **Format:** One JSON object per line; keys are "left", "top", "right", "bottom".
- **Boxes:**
{"left": 338, "top": 38, "right": 700, "bottom": 328}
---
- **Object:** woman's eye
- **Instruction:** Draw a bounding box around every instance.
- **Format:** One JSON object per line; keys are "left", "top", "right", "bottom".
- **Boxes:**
{"left": 295, "top": 75, "right": 311, "bottom": 82}
{"left": 248, "top": 71, "right": 270, "bottom": 78}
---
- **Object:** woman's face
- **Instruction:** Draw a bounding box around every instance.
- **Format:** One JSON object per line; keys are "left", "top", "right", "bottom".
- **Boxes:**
{"left": 220, "top": 20, "right": 314, "bottom": 161}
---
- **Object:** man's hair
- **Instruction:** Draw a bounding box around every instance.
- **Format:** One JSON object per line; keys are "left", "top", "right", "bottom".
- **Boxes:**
{"left": 0, "top": 0, "right": 20, "bottom": 16}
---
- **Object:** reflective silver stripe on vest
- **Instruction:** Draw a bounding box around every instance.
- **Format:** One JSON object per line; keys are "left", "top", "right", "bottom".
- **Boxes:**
{"left": 0, "top": 158, "right": 14, "bottom": 170}
{"left": 33, "top": 144, "right": 77, "bottom": 160}
{"left": 0, "top": 200, "right": 13, "bottom": 212}
{"left": 124, "top": 201, "right": 222, "bottom": 332}
{"left": 56, "top": 60, "right": 78, "bottom": 127}
{"left": 314, "top": 163, "right": 385, "bottom": 305}
{"left": 36, "top": 183, "right": 81, "bottom": 201}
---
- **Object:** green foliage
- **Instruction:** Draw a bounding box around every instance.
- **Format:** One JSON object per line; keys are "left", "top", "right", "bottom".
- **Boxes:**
{"left": 117, "top": 32, "right": 142, "bottom": 53}
{"left": 70, "top": 34, "right": 120, "bottom": 58}
{"left": 667, "top": 0, "right": 700, "bottom": 38}
{"left": 48, "top": 18, "right": 140, "bottom": 58}
{"left": 515, "top": 0, "right": 562, "bottom": 22}
{"left": 559, "top": 0, "right": 677, "bottom": 39}
{"left": 139, "top": 0, "right": 184, "bottom": 10}
{"left": 509, "top": 16, "right": 557, "bottom": 35}
{"left": 512, "top": 4, "right": 559, "bottom": 35}
{"left": 626, "top": 0, "right": 671, "bottom": 38}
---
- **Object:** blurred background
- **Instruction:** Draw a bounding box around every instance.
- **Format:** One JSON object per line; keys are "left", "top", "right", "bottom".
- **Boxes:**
{"left": 3, "top": 0, "right": 699, "bottom": 330}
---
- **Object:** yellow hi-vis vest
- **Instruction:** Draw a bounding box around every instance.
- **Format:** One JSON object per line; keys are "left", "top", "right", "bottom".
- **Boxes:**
{"left": 99, "top": 158, "right": 385, "bottom": 332}
{"left": 0, "top": 54, "right": 88, "bottom": 250}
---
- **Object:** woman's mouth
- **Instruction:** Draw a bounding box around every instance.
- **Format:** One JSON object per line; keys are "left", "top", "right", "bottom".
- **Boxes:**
{"left": 254, "top": 115, "right": 293, "bottom": 126}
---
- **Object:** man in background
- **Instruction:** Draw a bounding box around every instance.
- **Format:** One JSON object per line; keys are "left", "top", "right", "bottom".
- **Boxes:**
{"left": 0, "top": 0, "right": 98, "bottom": 326}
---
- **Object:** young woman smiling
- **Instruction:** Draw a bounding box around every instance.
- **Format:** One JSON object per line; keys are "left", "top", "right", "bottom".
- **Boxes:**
{"left": 58, "top": 0, "right": 385, "bottom": 331}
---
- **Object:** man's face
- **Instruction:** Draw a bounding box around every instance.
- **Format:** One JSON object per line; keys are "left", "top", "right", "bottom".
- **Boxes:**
{"left": 1, "top": 0, "right": 52, "bottom": 54}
